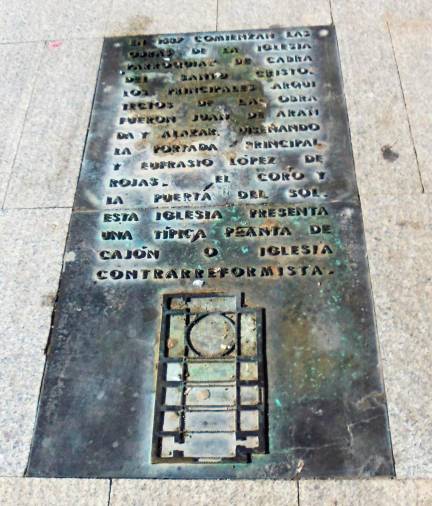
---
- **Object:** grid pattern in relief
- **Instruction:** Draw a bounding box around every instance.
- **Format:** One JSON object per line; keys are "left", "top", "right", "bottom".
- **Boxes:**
{"left": 152, "top": 293, "right": 267, "bottom": 463}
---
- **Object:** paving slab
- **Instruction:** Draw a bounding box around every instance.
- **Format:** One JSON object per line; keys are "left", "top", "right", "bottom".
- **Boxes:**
{"left": 0, "top": 0, "right": 430, "bottom": 490}
{"left": 415, "top": 480, "right": 432, "bottom": 505}
{"left": 0, "top": 208, "right": 70, "bottom": 475}
{"left": 107, "top": 0, "right": 217, "bottom": 36}
{"left": 387, "top": 20, "right": 432, "bottom": 192}
{"left": 362, "top": 194, "right": 432, "bottom": 477}
{"left": 4, "top": 39, "right": 102, "bottom": 209}
{"left": 110, "top": 479, "right": 298, "bottom": 506}
{"left": 43, "top": 0, "right": 112, "bottom": 40}
{"left": 331, "top": 1, "right": 422, "bottom": 196}
{"left": 217, "top": 0, "right": 331, "bottom": 30}
{"left": 386, "top": 0, "right": 432, "bottom": 21}
{"left": 300, "top": 479, "right": 432, "bottom": 506}
{"left": 0, "top": 478, "right": 109, "bottom": 506}
{"left": 0, "top": 0, "right": 111, "bottom": 43}
{"left": 0, "top": 43, "right": 43, "bottom": 207}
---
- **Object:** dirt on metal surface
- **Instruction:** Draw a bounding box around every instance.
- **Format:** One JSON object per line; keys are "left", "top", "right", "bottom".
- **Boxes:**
{"left": 27, "top": 26, "right": 394, "bottom": 479}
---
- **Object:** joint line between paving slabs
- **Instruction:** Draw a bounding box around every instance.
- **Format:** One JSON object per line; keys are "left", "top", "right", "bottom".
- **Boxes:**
{"left": 296, "top": 480, "right": 300, "bottom": 506}
{"left": 328, "top": 0, "right": 334, "bottom": 24}
{"left": 386, "top": 21, "right": 425, "bottom": 193}
{"left": 2, "top": 205, "right": 72, "bottom": 211}
{"left": 0, "top": 36, "right": 103, "bottom": 46}
{"left": 107, "top": 479, "right": 113, "bottom": 506}
{"left": 1, "top": 42, "right": 45, "bottom": 210}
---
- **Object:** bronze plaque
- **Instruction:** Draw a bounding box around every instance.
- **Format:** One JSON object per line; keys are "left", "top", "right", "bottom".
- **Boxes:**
{"left": 27, "top": 26, "right": 394, "bottom": 478}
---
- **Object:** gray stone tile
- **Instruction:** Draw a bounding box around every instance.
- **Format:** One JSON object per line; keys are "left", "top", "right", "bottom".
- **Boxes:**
{"left": 45, "top": 0, "right": 111, "bottom": 40}
{"left": 0, "top": 0, "right": 47, "bottom": 43}
{"left": 0, "top": 0, "right": 111, "bottom": 43}
{"left": 387, "top": 20, "right": 432, "bottom": 192}
{"left": 110, "top": 480, "right": 298, "bottom": 505}
{"left": 362, "top": 195, "right": 432, "bottom": 477}
{"left": 0, "top": 478, "right": 109, "bottom": 505}
{"left": 4, "top": 39, "right": 102, "bottom": 209}
{"left": 107, "top": 0, "right": 217, "bottom": 36}
{"left": 0, "top": 208, "right": 70, "bottom": 475}
{"left": 217, "top": 0, "right": 331, "bottom": 30}
{"left": 331, "top": 1, "right": 422, "bottom": 195}
{"left": 300, "top": 479, "right": 419, "bottom": 505}
{"left": 416, "top": 480, "right": 432, "bottom": 506}
{"left": 0, "top": 43, "right": 43, "bottom": 207}
{"left": 386, "top": 0, "right": 432, "bottom": 21}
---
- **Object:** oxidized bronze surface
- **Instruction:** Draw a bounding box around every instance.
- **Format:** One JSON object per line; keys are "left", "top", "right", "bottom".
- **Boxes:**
{"left": 27, "top": 26, "right": 394, "bottom": 478}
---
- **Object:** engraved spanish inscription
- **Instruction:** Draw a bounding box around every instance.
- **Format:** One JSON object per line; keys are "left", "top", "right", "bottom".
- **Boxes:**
{"left": 27, "top": 26, "right": 394, "bottom": 479}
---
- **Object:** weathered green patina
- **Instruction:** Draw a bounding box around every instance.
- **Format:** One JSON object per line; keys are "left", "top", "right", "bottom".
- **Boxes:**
{"left": 27, "top": 26, "right": 394, "bottom": 479}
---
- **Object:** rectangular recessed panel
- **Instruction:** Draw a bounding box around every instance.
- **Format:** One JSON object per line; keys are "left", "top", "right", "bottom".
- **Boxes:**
{"left": 27, "top": 26, "right": 394, "bottom": 479}
{"left": 186, "top": 386, "right": 236, "bottom": 406}
{"left": 188, "top": 362, "right": 237, "bottom": 382}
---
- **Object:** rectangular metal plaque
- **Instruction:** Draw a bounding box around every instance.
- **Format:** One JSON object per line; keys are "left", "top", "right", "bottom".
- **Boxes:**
{"left": 27, "top": 26, "right": 394, "bottom": 478}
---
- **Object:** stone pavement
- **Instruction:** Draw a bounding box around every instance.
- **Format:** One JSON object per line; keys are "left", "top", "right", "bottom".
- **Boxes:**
{"left": 0, "top": 0, "right": 431, "bottom": 503}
